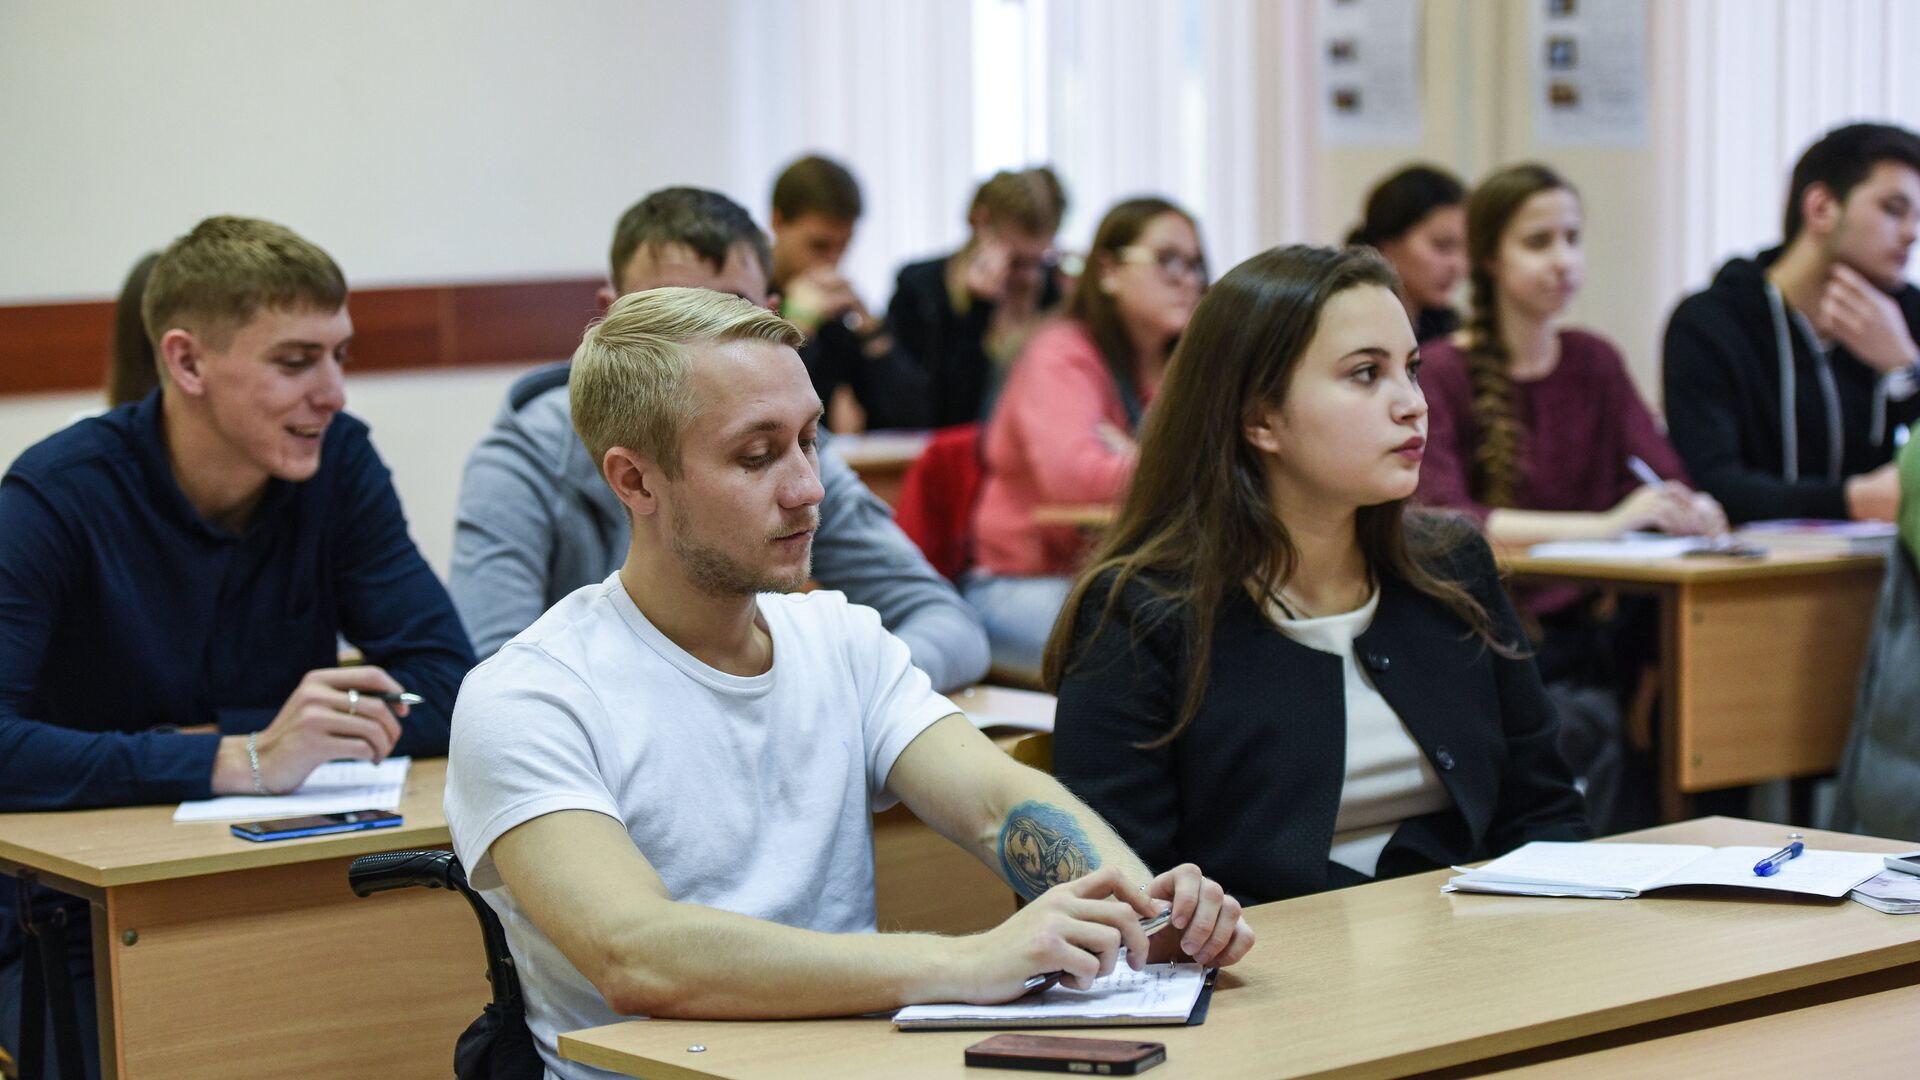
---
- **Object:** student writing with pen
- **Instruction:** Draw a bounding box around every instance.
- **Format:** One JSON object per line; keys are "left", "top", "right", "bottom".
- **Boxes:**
{"left": 0, "top": 217, "right": 474, "bottom": 1079}
{"left": 1408, "top": 165, "right": 1726, "bottom": 831}
{"left": 444, "top": 289, "right": 1252, "bottom": 1080}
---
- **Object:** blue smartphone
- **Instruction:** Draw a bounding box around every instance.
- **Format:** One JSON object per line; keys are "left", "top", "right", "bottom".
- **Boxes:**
{"left": 230, "top": 810, "right": 403, "bottom": 842}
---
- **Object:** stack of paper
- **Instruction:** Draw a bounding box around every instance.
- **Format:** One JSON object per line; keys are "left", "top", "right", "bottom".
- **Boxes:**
{"left": 1445, "top": 841, "right": 1885, "bottom": 900}
{"left": 173, "top": 757, "right": 411, "bottom": 823}
{"left": 1850, "top": 870, "right": 1920, "bottom": 914}
{"left": 1737, "top": 519, "right": 1897, "bottom": 556}
{"left": 893, "top": 963, "right": 1208, "bottom": 1030}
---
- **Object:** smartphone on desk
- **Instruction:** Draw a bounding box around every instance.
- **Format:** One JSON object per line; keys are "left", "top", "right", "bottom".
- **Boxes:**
{"left": 965, "top": 1034, "right": 1166, "bottom": 1075}
{"left": 231, "top": 810, "right": 402, "bottom": 842}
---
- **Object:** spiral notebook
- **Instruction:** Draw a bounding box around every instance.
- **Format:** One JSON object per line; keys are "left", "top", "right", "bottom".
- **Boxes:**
{"left": 893, "top": 963, "right": 1214, "bottom": 1030}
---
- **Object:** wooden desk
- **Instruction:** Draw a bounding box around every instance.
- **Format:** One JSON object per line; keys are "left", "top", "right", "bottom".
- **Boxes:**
{"left": 559, "top": 818, "right": 1920, "bottom": 1079}
{"left": 829, "top": 431, "right": 930, "bottom": 508}
{"left": 0, "top": 758, "right": 485, "bottom": 1080}
{"left": 1504, "top": 550, "right": 1884, "bottom": 818}
{"left": 1491, "top": 980, "right": 1919, "bottom": 1076}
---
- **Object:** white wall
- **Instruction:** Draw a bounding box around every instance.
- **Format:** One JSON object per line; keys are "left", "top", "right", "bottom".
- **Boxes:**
{"left": 0, "top": 366, "right": 540, "bottom": 580}
{"left": 0, "top": 0, "right": 739, "bottom": 301}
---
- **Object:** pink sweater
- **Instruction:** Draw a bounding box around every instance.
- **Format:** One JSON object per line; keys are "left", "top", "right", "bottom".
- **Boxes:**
{"left": 973, "top": 320, "right": 1148, "bottom": 576}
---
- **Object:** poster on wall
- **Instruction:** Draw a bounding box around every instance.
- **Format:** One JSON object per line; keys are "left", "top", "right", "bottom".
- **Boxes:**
{"left": 1318, "top": 0, "right": 1424, "bottom": 145}
{"left": 1533, "top": 0, "right": 1648, "bottom": 146}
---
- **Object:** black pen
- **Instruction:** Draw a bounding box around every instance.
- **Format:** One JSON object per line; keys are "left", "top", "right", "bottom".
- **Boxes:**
{"left": 374, "top": 691, "right": 423, "bottom": 706}
{"left": 1021, "top": 909, "right": 1175, "bottom": 994}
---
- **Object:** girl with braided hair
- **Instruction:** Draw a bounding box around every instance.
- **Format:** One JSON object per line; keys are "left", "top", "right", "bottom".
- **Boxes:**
{"left": 1415, "top": 163, "right": 1726, "bottom": 551}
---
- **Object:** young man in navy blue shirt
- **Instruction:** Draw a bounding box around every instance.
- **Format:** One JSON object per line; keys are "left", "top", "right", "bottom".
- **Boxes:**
{"left": 0, "top": 216, "right": 474, "bottom": 1076}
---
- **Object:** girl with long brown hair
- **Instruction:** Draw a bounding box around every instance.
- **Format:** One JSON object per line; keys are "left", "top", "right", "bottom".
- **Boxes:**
{"left": 1414, "top": 164, "right": 1725, "bottom": 545}
{"left": 1047, "top": 245, "right": 1587, "bottom": 903}
{"left": 964, "top": 196, "right": 1206, "bottom": 681}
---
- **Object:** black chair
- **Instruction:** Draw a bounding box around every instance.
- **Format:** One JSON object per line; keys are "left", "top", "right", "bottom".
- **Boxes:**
{"left": 348, "top": 851, "right": 543, "bottom": 1080}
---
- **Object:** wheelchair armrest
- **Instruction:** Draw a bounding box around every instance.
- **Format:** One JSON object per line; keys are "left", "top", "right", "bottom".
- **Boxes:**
{"left": 349, "top": 849, "right": 460, "bottom": 897}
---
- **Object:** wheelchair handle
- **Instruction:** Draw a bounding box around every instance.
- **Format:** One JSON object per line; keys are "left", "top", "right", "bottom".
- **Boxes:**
{"left": 349, "top": 849, "right": 462, "bottom": 897}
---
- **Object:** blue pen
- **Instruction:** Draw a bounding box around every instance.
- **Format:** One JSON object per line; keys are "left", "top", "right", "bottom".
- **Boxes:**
{"left": 1752, "top": 841, "right": 1805, "bottom": 877}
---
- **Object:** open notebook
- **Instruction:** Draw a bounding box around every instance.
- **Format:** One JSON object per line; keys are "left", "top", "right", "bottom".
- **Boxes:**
{"left": 893, "top": 963, "right": 1212, "bottom": 1030}
{"left": 1445, "top": 842, "right": 1885, "bottom": 900}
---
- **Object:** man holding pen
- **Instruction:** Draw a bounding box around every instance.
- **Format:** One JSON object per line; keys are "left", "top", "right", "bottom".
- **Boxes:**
{"left": 445, "top": 288, "right": 1253, "bottom": 1080}
{"left": 0, "top": 216, "right": 474, "bottom": 1077}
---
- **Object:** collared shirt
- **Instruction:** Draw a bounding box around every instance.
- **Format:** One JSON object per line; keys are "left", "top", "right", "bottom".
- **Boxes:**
{"left": 0, "top": 391, "right": 474, "bottom": 812}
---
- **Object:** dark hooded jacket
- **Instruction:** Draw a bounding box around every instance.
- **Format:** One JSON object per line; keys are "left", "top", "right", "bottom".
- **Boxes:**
{"left": 1662, "top": 247, "right": 1920, "bottom": 522}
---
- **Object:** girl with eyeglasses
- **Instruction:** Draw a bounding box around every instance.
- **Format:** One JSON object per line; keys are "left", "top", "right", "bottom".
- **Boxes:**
{"left": 964, "top": 197, "right": 1207, "bottom": 682}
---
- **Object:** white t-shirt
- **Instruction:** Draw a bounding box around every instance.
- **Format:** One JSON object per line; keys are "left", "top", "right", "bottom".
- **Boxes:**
{"left": 444, "top": 575, "right": 958, "bottom": 1080}
{"left": 1268, "top": 590, "right": 1453, "bottom": 877}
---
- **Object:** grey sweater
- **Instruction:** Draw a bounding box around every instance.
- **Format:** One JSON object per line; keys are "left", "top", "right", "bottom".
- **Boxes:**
{"left": 449, "top": 364, "right": 989, "bottom": 692}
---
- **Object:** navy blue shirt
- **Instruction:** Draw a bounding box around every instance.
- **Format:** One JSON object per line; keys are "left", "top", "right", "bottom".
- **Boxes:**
{"left": 0, "top": 392, "right": 475, "bottom": 813}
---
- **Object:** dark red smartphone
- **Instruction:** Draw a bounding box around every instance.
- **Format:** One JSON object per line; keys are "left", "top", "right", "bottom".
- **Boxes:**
{"left": 964, "top": 1033, "right": 1166, "bottom": 1074}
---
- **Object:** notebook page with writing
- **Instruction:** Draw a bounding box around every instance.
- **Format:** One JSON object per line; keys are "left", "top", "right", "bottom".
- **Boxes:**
{"left": 893, "top": 963, "right": 1207, "bottom": 1030}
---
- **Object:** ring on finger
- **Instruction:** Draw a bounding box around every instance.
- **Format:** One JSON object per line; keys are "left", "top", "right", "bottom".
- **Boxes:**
{"left": 347, "top": 688, "right": 360, "bottom": 716}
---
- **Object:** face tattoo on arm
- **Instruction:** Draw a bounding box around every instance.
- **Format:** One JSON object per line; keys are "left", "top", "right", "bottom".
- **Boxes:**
{"left": 997, "top": 800, "right": 1101, "bottom": 899}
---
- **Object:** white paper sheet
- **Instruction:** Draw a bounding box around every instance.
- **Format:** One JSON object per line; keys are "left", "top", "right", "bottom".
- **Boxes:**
{"left": 1446, "top": 841, "right": 1885, "bottom": 900}
{"left": 173, "top": 757, "right": 411, "bottom": 823}
{"left": 1528, "top": 534, "right": 1710, "bottom": 560}
{"left": 893, "top": 963, "right": 1206, "bottom": 1027}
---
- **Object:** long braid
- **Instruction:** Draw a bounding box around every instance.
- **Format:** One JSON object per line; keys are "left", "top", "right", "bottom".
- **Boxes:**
{"left": 1460, "top": 163, "right": 1573, "bottom": 508}
{"left": 1464, "top": 266, "right": 1522, "bottom": 507}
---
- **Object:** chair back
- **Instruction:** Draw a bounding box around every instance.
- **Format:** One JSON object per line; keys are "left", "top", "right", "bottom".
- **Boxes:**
{"left": 894, "top": 422, "right": 984, "bottom": 580}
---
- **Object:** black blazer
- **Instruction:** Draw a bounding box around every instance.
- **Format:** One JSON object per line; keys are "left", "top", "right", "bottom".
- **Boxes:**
{"left": 1053, "top": 528, "right": 1590, "bottom": 904}
{"left": 887, "top": 254, "right": 1063, "bottom": 430}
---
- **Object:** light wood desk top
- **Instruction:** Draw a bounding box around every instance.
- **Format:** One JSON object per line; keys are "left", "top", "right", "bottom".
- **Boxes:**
{"left": 1493, "top": 980, "right": 1920, "bottom": 1077}
{"left": 1031, "top": 503, "right": 1116, "bottom": 529}
{"left": 952, "top": 682, "right": 1056, "bottom": 732}
{"left": 0, "top": 757, "right": 450, "bottom": 892}
{"left": 1502, "top": 548, "right": 1884, "bottom": 585}
{"left": 828, "top": 430, "right": 931, "bottom": 470}
{"left": 560, "top": 818, "right": 1920, "bottom": 1080}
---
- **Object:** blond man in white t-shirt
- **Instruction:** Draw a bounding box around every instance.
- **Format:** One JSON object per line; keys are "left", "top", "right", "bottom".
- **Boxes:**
{"left": 445, "top": 287, "right": 1254, "bottom": 1079}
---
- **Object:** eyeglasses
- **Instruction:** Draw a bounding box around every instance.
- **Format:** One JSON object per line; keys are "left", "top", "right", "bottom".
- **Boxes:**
{"left": 1116, "top": 245, "right": 1206, "bottom": 283}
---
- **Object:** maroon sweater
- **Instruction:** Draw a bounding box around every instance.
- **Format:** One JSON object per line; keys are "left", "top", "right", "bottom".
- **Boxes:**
{"left": 1415, "top": 329, "right": 1690, "bottom": 615}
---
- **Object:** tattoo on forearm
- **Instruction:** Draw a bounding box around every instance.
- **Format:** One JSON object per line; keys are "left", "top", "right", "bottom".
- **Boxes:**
{"left": 998, "top": 800, "right": 1100, "bottom": 900}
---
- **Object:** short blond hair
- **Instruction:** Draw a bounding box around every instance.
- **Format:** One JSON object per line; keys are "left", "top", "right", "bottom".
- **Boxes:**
{"left": 143, "top": 216, "right": 346, "bottom": 352}
{"left": 571, "top": 287, "right": 805, "bottom": 478}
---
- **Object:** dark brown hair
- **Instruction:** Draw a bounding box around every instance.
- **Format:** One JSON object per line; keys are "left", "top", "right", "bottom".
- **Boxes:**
{"left": 608, "top": 187, "right": 770, "bottom": 293}
{"left": 1462, "top": 163, "right": 1575, "bottom": 507}
{"left": 1042, "top": 244, "right": 1513, "bottom": 745}
{"left": 1783, "top": 122, "right": 1920, "bottom": 242}
{"left": 771, "top": 154, "right": 863, "bottom": 223}
{"left": 1347, "top": 164, "right": 1465, "bottom": 248}
{"left": 1068, "top": 197, "right": 1203, "bottom": 410}
{"left": 108, "top": 251, "right": 160, "bottom": 406}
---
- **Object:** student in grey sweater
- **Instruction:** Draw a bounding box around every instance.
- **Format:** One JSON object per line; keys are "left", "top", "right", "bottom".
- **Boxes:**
{"left": 450, "top": 188, "right": 989, "bottom": 691}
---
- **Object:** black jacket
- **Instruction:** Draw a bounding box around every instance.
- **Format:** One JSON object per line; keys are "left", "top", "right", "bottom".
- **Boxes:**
{"left": 1662, "top": 249, "right": 1920, "bottom": 522}
{"left": 1052, "top": 528, "right": 1589, "bottom": 904}
{"left": 886, "top": 253, "right": 1063, "bottom": 429}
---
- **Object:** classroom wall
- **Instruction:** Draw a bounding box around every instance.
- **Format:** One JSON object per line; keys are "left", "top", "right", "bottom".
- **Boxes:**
{"left": 0, "top": 0, "right": 737, "bottom": 302}
{"left": 1315, "top": 0, "right": 1668, "bottom": 402}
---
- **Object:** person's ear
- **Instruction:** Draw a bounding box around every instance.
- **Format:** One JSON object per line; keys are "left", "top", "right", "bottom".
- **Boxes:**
{"left": 769, "top": 208, "right": 790, "bottom": 233}
{"left": 603, "top": 446, "right": 662, "bottom": 519}
{"left": 158, "top": 328, "right": 209, "bottom": 397}
{"left": 1243, "top": 402, "right": 1285, "bottom": 455}
{"left": 597, "top": 282, "right": 619, "bottom": 311}
{"left": 1802, "top": 182, "right": 1842, "bottom": 237}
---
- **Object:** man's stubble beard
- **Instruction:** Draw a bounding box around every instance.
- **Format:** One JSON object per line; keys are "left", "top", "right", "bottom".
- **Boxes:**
{"left": 669, "top": 499, "right": 812, "bottom": 597}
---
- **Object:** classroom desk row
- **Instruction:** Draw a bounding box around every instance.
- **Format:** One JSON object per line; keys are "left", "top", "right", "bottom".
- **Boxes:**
{"left": 562, "top": 816, "right": 1920, "bottom": 1079}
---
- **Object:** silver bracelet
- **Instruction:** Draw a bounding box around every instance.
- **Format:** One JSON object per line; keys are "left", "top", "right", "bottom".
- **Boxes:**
{"left": 246, "top": 731, "right": 268, "bottom": 795}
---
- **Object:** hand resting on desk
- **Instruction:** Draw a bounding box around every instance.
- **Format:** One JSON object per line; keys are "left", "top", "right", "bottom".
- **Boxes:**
{"left": 210, "top": 666, "right": 410, "bottom": 795}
